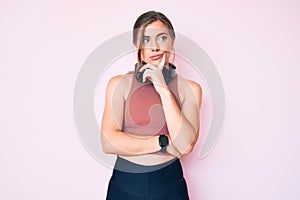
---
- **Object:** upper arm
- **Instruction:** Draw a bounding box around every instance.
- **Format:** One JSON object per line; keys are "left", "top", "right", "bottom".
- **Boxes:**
{"left": 101, "top": 75, "right": 127, "bottom": 134}
{"left": 180, "top": 79, "right": 202, "bottom": 133}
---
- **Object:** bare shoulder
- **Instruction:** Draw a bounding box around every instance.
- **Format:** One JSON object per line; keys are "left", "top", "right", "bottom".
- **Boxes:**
{"left": 107, "top": 73, "right": 130, "bottom": 85}
{"left": 178, "top": 75, "right": 202, "bottom": 92}
{"left": 106, "top": 73, "right": 133, "bottom": 99}
{"left": 107, "top": 73, "right": 132, "bottom": 87}
{"left": 177, "top": 75, "right": 202, "bottom": 106}
{"left": 188, "top": 79, "right": 202, "bottom": 96}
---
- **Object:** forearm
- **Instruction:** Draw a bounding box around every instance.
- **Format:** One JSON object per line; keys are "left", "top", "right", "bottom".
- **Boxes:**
{"left": 101, "top": 129, "right": 161, "bottom": 156}
{"left": 159, "top": 88, "right": 199, "bottom": 154}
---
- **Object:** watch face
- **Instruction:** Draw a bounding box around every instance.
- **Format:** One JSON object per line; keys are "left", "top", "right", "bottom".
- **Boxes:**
{"left": 159, "top": 135, "right": 169, "bottom": 147}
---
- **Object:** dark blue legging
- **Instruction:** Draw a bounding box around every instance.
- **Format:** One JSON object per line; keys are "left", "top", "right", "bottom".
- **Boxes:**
{"left": 106, "top": 157, "right": 190, "bottom": 200}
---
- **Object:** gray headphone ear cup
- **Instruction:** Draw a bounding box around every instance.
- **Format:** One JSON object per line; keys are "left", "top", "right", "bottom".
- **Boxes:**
{"left": 136, "top": 70, "right": 151, "bottom": 83}
{"left": 135, "top": 61, "right": 151, "bottom": 83}
{"left": 169, "top": 63, "right": 176, "bottom": 78}
{"left": 134, "top": 62, "right": 176, "bottom": 84}
{"left": 162, "top": 63, "right": 176, "bottom": 84}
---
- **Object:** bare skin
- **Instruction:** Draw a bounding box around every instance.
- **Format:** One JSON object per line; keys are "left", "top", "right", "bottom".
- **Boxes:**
{"left": 101, "top": 21, "right": 202, "bottom": 166}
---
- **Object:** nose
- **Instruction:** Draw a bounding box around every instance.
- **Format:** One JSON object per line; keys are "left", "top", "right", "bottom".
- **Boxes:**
{"left": 151, "top": 40, "right": 160, "bottom": 52}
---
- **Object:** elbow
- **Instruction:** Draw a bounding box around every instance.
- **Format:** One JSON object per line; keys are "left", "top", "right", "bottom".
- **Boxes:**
{"left": 173, "top": 136, "right": 197, "bottom": 156}
{"left": 180, "top": 131, "right": 199, "bottom": 155}
{"left": 100, "top": 129, "right": 116, "bottom": 154}
{"left": 100, "top": 130, "right": 128, "bottom": 155}
{"left": 101, "top": 138, "right": 112, "bottom": 154}
{"left": 179, "top": 144, "right": 194, "bottom": 155}
{"left": 101, "top": 143, "right": 112, "bottom": 154}
{"left": 101, "top": 140, "right": 121, "bottom": 155}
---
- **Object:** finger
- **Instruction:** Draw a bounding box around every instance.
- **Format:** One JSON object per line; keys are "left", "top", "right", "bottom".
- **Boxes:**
{"left": 158, "top": 53, "right": 166, "bottom": 70}
{"left": 139, "top": 64, "right": 156, "bottom": 72}
{"left": 142, "top": 69, "right": 153, "bottom": 82}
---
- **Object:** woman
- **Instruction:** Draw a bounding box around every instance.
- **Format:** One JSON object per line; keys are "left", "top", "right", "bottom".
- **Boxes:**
{"left": 101, "top": 11, "right": 202, "bottom": 200}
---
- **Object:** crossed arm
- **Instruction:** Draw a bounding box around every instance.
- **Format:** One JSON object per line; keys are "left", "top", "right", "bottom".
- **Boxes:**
{"left": 101, "top": 74, "right": 202, "bottom": 156}
{"left": 101, "top": 75, "right": 161, "bottom": 156}
{"left": 159, "top": 77, "right": 202, "bottom": 154}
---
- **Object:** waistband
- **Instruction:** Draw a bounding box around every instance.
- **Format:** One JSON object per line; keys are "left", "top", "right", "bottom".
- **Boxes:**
{"left": 113, "top": 156, "right": 179, "bottom": 173}
{"left": 110, "top": 157, "right": 185, "bottom": 196}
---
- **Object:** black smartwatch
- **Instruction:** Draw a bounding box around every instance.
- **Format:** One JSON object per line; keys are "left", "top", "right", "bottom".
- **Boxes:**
{"left": 159, "top": 135, "right": 169, "bottom": 153}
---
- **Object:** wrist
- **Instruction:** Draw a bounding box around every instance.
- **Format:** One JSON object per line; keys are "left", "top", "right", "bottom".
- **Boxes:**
{"left": 152, "top": 135, "right": 161, "bottom": 152}
{"left": 157, "top": 85, "right": 171, "bottom": 97}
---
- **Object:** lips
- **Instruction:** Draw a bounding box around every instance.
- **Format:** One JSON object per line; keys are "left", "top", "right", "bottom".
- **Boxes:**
{"left": 149, "top": 53, "right": 163, "bottom": 60}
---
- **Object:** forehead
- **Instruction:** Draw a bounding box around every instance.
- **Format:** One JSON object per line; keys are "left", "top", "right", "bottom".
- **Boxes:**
{"left": 143, "top": 20, "right": 170, "bottom": 36}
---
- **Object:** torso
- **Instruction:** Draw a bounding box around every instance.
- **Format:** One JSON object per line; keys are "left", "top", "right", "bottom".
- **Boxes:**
{"left": 117, "top": 72, "right": 190, "bottom": 166}
{"left": 121, "top": 73, "right": 186, "bottom": 110}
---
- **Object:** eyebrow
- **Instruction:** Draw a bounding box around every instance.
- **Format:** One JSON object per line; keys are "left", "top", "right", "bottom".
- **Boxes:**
{"left": 143, "top": 32, "right": 168, "bottom": 37}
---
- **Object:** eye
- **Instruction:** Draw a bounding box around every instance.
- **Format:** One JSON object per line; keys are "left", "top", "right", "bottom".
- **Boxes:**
{"left": 158, "top": 35, "right": 167, "bottom": 42}
{"left": 142, "top": 37, "right": 150, "bottom": 43}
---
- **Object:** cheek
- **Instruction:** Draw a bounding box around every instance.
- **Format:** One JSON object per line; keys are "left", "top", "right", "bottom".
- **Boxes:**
{"left": 140, "top": 49, "right": 151, "bottom": 59}
{"left": 159, "top": 42, "right": 173, "bottom": 52}
{"left": 166, "top": 52, "right": 171, "bottom": 60}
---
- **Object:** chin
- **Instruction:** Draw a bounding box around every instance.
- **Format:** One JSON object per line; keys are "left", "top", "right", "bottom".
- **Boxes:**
{"left": 150, "top": 60, "right": 161, "bottom": 66}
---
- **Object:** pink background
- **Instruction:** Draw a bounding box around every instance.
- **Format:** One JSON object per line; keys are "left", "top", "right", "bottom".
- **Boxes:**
{"left": 1, "top": 0, "right": 300, "bottom": 199}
